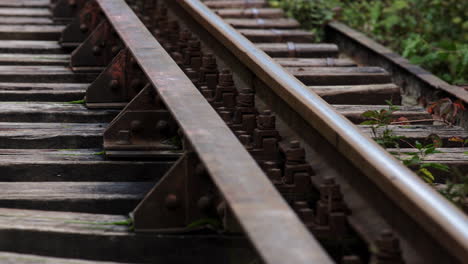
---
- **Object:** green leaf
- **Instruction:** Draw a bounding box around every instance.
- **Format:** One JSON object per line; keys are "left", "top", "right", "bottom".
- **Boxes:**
{"left": 415, "top": 141, "right": 423, "bottom": 150}
{"left": 361, "top": 110, "right": 378, "bottom": 118}
{"left": 418, "top": 168, "right": 435, "bottom": 183}
{"left": 360, "top": 120, "right": 379, "bottom": 125}
{"left": 422, "top": 162, "right": 450, "bottom": 172}
{"left": 65, "top": 99, "right": 85, "bottom": 104}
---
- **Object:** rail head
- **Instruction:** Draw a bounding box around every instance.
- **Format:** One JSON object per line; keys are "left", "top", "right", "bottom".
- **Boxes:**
{"left": 176, "top": 0, "right": 468, "bottom": 261}
{"left": 91, "top": 0, "right": 334, "bottom": 263}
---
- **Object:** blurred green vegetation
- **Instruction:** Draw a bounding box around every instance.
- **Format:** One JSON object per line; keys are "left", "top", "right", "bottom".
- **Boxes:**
{"left": 269, "top": 0, "right": 468, "bottom": 85}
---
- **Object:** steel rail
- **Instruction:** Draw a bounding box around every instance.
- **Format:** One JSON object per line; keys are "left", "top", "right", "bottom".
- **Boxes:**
{"left": 177, "top": 0, "right": 468, "bottom": 261}
{"left": 93, "top": 1, "right": 334, "bottom": 263}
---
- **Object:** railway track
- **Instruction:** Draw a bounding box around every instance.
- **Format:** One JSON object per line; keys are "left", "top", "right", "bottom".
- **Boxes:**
{"left": 0, "top": 0, "right": 466, "bottom": 263}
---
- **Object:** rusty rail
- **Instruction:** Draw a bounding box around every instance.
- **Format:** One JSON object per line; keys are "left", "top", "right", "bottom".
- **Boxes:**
{"left": 174, "top": 0, "right": 468, "bottom": 262}
{"left": 71, "top": 0, "right": 334, "bottom": 263}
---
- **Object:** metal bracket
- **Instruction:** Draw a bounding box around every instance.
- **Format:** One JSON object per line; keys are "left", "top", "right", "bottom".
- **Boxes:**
{"left": 71, "top": 20, "right": 123, "bottom": 72}
{"left": 52, "top": 0, "right": 89, "bottom": 22}
{"left": 103, "top": 84, "right": 179, "bottom": 157}
{"left": 132, "top": 151, "right": 226, "bottom": 233}
{"left": 85, "top": 48, "right": 147, "bottom": 109}
{"left": 60, "top": 0, "right": 104, "bottom": 49}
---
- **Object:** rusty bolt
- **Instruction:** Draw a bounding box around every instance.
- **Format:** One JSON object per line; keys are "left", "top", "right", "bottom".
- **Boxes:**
{"left": 198, "top": 196, "right": 214, "bottom": 213}
{"left": 69, "top": 0, "right": 77, "bottom": 8}
{"left": 109, "top": 80, "right": 120, "bottom": 91}
{"left": 111, "top": 46, "right": 121, "bottom": 56}
{"left": 219, "top": 110, "right": 232, "bottom": 123}
{"left": 130, "top": 120, "right": 143, "bottom": 133}
{"left": 238, "top": 134, "right": 252, "bottom": 146}
{"left": 79, "top": 24, "right": 88, "bottom": 33}
{"left": 130, "top": 57, "right": 139, "bottom": 68}
{"left": 165, "top": 194, "right": 179, "bottom": 210}
{"left": 323, "top": 176, "right": 335, "bottom": 185}
{"left": 92, "top": 45, "right": 102, "bottom": 56}
{"left": 155, "top": 120, "right": 168, "bottom": 133}
{"left": 377, "top": 230, "right": 401, "bottom": 253}
{"left": 290, "top": 140, "right": 300, "bottom": 148}
{"left": 257, "top": 110, "right": 275, "bottom": 130}
{"left": 116, "top": 130, "right": 130, "bottom": 145}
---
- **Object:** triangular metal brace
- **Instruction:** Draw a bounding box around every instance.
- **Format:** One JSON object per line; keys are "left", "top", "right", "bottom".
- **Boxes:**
{"left": 103, "top": 84, "right": 180, "bottom": 158}
{"left": 60, "top": 0, "right": 104, "bottom": 49}
{"left": 71, "top": 20, "right": 124, "bottom": 72}
{"left": 86, "top": 48, "right": 148, "bottom": 109}
{"left": 132, "top": 151, "right": 223, "bottom": 233}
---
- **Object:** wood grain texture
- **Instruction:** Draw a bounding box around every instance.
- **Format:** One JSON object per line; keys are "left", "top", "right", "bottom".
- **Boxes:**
{"left": 0, "top": 182, "right": 153, "bottom": 214}
{"left": 0, "top": 54, "right": 69, "bottom": 65}
{"left": 0, "top": 208, "right": 252, "bottom": 263}
{"left": 238, "top": 28, "right": 315, "bottom": 42}
{"left": 0, "top": 16, "right": 55, "bottom": 25}
{"left": 0, "top": 83, "right": 86, "bottom": 101}
{"left": 0, "top": 8, "right": 50, "bottom": 17}
{"left": 205, "top": 0, "right": 267, "bottom": 9}
{"left": 288, "top": 66, "right": 391, "bottom": 85}
{"left": 335, "top": 104, "right": 431, "bottom": 123}
{"left": 0, "top": 0, "right": 49, "bottom": 8}
{"left": 225, "top": 18, "right": 300, "bottom": 29}
{"left": 0, "top": 148, "right": 177, "bottom": 182}
{"left": 276, "top": 58, "right": 356, "bottom": 67}
{"left": 0, "top": 102, "right": 118, "bottom": 122}
{"left": 0, "top": 252, "right": 127, "bottom": 264}
{"left": 0, "top": 25, "right": 64, "bottom": 40}
{"left": 0, "top": 40, "right": 65, "bottom": 54}
{"left": 0, "top": 122, "right": 106, "bottom": 148}
{"left": 215, "top": 8, "right": 284, "bottom": 19}
{"left": 0, "top": 66, "right": 96, "bottom": 82}
{"left": 311, "top": 84, "right": 401, "bottom": 104}
{"left": 258, "top": 43, "right": 339, "bottom": 58}
{"left": 361, "top": 125, "right": 468, "bottom": 147}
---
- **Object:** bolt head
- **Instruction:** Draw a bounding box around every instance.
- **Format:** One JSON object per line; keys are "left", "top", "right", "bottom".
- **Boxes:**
{"left": 290, "top": 140, "right": 300, "bottom": 148}
{"left": 130, "top": 120, "right": 143, "bottom": 133}
{"left": 197, "top": 196, "right": 213, "bottom": 213}
{"left": 92, "top": 46, "right": 101, "bottom": 56}
{"left": 155, "top": 120, "right": 168, "bottom": 133}
{"left": 165, "top": 194, "right": 179, "bottom": 210}
{"left": 109, "top": 80, "right": 120, "bottom": 91}
{"left": 79, "top": 24, "right": 88, "bottom": 33}
{"left": 111, "top": 46, "right": 121, "bottom": 56}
